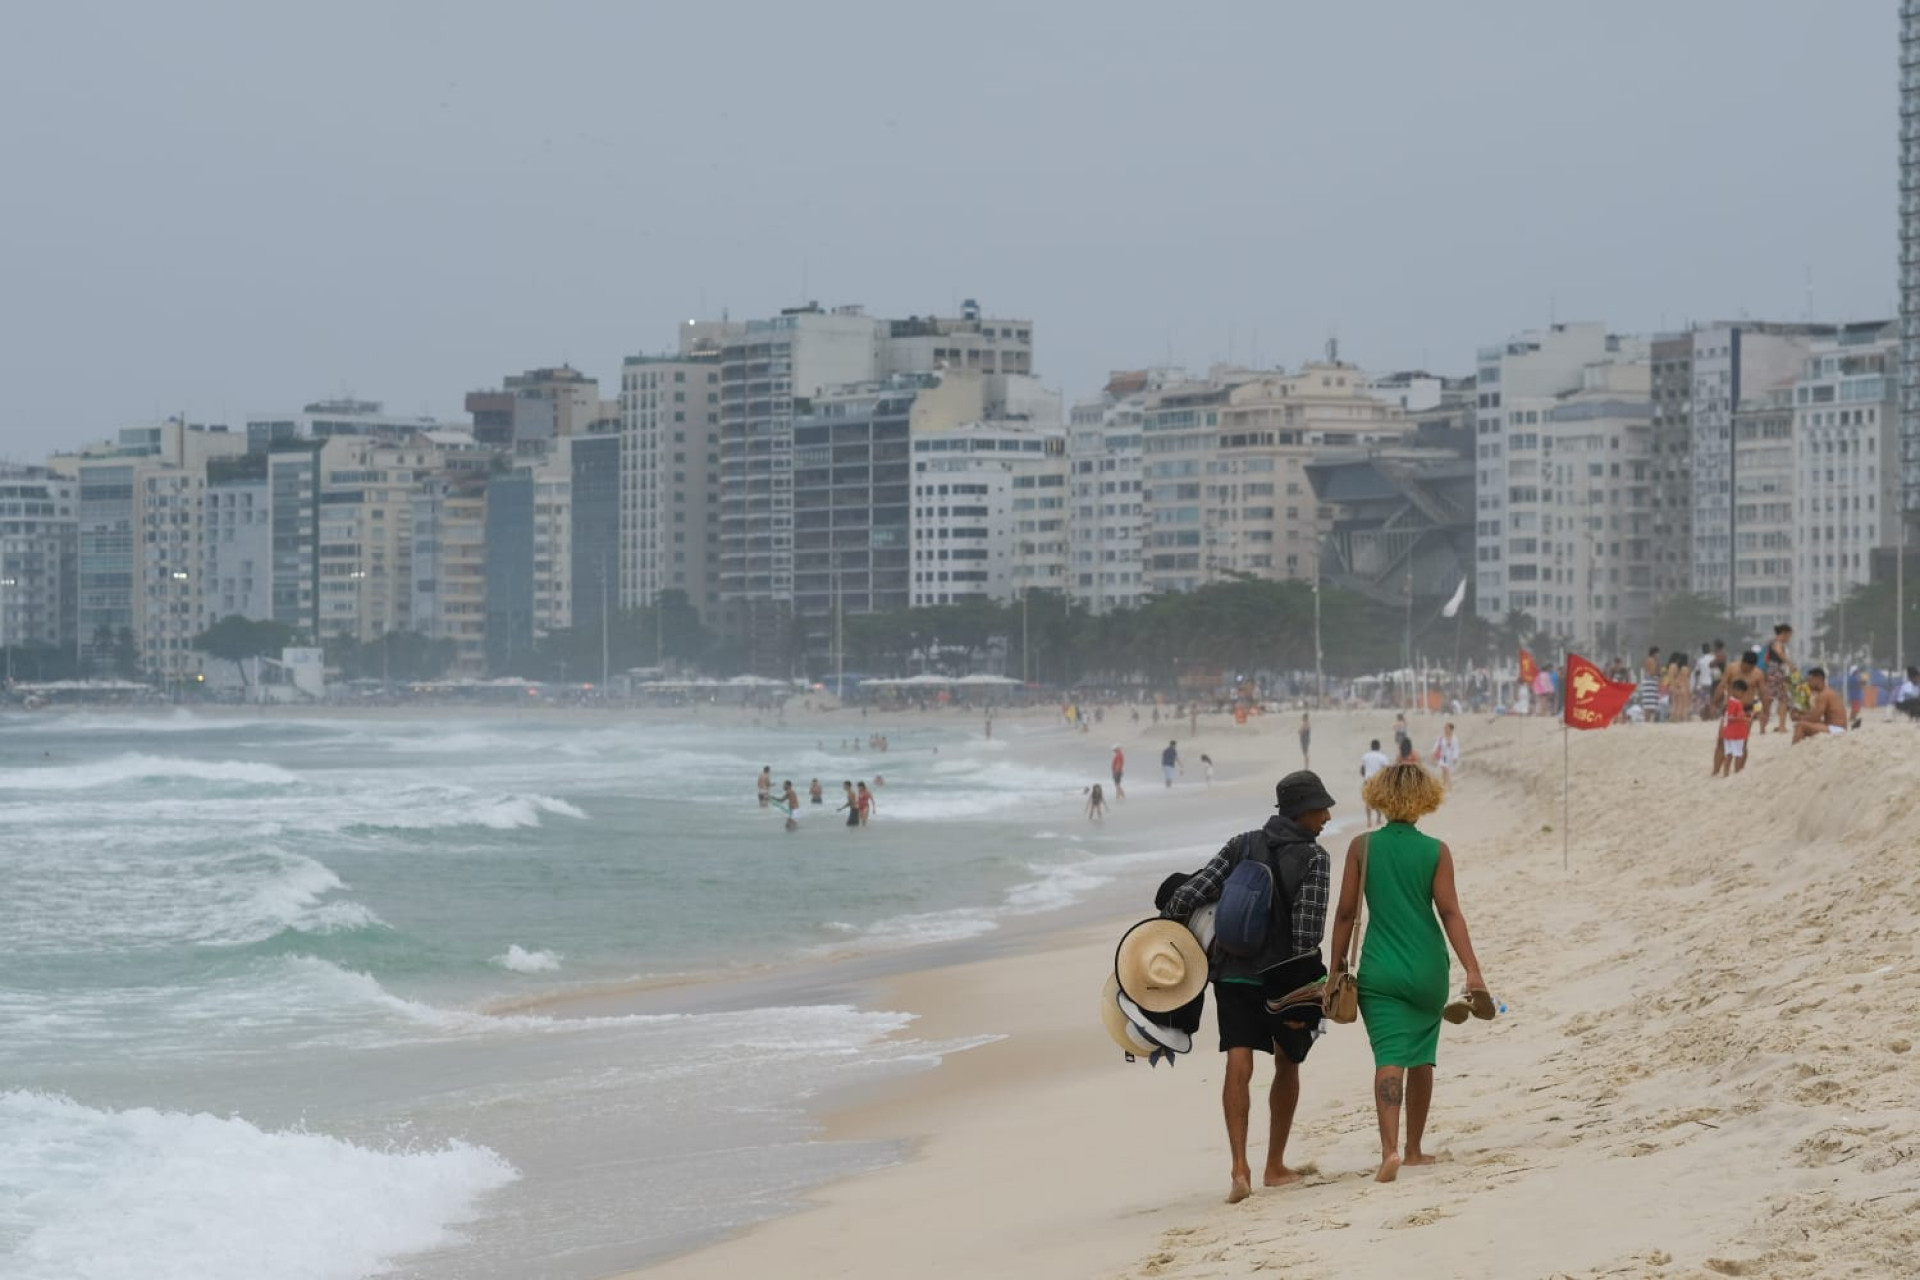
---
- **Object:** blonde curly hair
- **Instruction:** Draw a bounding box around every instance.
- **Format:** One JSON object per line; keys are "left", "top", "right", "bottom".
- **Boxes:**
{"left": 1362, "top": 761, "right": 1446, "bottom": 823}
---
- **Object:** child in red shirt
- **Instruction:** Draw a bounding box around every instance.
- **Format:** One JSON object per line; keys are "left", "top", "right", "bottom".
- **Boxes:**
{"left": 1714, "top": 678, "right": 1752, "bottom": 777}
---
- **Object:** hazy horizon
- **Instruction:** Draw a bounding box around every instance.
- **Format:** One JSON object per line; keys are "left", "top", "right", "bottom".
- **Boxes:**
{"left": 0, "top": 0, "right": 1897, "bottom": 459}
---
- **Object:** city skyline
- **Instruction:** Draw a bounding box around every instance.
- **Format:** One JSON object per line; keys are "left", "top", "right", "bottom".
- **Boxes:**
{"left": 0, "top": 1, "right": 1898, "bottom": 462}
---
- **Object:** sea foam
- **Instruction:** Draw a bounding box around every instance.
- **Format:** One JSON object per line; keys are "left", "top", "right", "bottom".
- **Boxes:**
{"left": 0, "top": 1091, "right": 518, "bottom": 1280}
{"left": 0, "top": 754, "right": 300, "bottom": 792}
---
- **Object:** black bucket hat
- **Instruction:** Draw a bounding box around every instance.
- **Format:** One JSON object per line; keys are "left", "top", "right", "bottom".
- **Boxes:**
{"left": 1273, "top": 770, "right": 1335, "bottom": 816}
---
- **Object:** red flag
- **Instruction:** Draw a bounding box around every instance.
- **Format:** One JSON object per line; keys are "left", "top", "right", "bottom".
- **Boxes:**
{"left": 1563, "top": 653, "right": 1636, "bottom": 730}
{"left": 1517, "top": 648, "right": 1539, "bottom": 684}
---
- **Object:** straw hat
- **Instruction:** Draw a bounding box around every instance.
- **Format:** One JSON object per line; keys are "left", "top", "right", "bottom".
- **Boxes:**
{"left": 1114, "top": 917, "right": 1209, "bottom": 1013}
{"left": 1099, "top": 973, "right": 1158, "bottom": 1056}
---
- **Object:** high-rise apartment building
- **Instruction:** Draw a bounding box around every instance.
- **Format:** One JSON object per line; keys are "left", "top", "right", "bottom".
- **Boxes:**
{"left": 1791, "top": 325, "right": 1902, "bottom": 643}
{"left": 1684, "top": 324, "right": 1831, "bottom": 613}
{"left": 0, "top": 465, "right": 78, "bottom": 657}
{"left": 620, "top": 343, "right": 725, "bottom": 619}
{"left": 1472, "top": 323, "right": 1618, "bottom": 623}
{"left": 204, "top": 452, "right": 272, "bottom": 626}
{"left": 1067, "top": 371, "right": 1168, "bottom": 614}
{"left": 1135, "top": 362, "right": 1410, "bottom": 597}
{"left": 570, "top": 429, "right": 620, "bottom": 647}
{"left": 58, "top": 421, "right": 247, "bottom": 676}
{"left": 909, "top": 420, "right": 1068, "bottom": 607}
{"left": 1728, "top": 385, "right": 1798, "bottom": 639}
{"left": 1649, "top": 335, "right": 1696, "bottom": 603}
{"left": 1533, "top": 359, "right": 1656, "bottom": 653}
{"left": 1901, "top": 0, "right": 1920, "bottom": 524}
{"left": 411, "top": 477, "right": 488, "bottom": 677}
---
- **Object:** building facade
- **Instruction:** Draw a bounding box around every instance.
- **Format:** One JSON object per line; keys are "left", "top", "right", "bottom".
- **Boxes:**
{"left": 1791, "top": 327, "right": 1902, "bottom": 644}
{"left": 909, "top": 420, "right": 1068, "bottom": 607}
{"left": 1472, "top": 323, "right": 1619, "bottom": 623}
{"left": 411, "top": 477, "right": 488, "bottom": 677}
{"left": 620, "top": 347, "right": 723, "bottom": 619}
{"left": 0, "top": 465, "right": 78, "bottom": 656}
{"left": 1902, "top": 0, "right": 1920, "bottom": 526}
{"left": 1067, "top": 371, "right": 1167, "bottom": 614}
{"left": 1729, "top": 385, "right": 1798, "bottom": 638}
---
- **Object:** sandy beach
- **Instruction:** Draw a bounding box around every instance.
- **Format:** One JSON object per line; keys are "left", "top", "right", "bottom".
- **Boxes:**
{"left": 615, "top": 704, "right": 1920, "bottom": 1280}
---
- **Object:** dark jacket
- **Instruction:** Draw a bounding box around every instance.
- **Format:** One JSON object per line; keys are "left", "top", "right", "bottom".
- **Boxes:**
{"left": 1163, "top": 813, "right": 1331, "bottom": 983}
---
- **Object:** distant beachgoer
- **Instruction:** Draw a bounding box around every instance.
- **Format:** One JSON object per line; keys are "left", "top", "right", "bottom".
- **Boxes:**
{"left": 1715, "top": 680, "right": 1751, "bottom": 776}
{"left": 1328, "top": 762, "right": 1491, "bottom": 1184}
{"left": 1298, "top": 712, "right": 1311, "bottom": 769}
{"left": 1397, "top": 736, "right": 1416, "bottom": 762}
{"left": 1430, "top": 724, "right": 1459, "bottom": 786}
{"left": 1086, "top": 783, "right": 1107, "bottom": 823}
{"left": 856, "top": 781, "right": 875, "bottom": 825}
{"left": 1392, "top": 713, "right": 1409, "bottom": 756}
{"left": 1111, "top": 746, "right": 1126, "bottom": 799}
{"left": 1692, "top": 643, "right": 1717, "bottom": 720}
{"left": 839, "top": 781, "right": 859, "bottom": 827}
{"left": 1896, "top": 667, "right": 1920, "bottom": 721}
{"left": 808, "top": 778, "right": 824, "bottom": 805}
{"left": 781, "top": 781, "right": 800, "bottom": 812}
{"left": 1359, "top": 740, "right": 1391, "bottom": 827}
{"left": 1160, "top": 770, "right": 1336, "bottom": 1203}
{"left": 1761, "top": 624, "right": 1794, "bottom": 734}
{"left": 1791, "top": 668, "right": 1848, "bottom": 743}
{"left": 872, "top": 774, "right": 884, "bottom": 787}
{"left": 985, "top": 716, "right": 993, "bottom": 740}
{"left": 757, "top": 767, "right": 772, "bottom": 808}
{"left": 1664, "top": 652, "right": 1692, "bottom": 722}
{"left": 1162, "top": 740, "right": 1181, "bottom": 787}
{"left": 1200, "top": 753, "right": 1214, "bottom": 785}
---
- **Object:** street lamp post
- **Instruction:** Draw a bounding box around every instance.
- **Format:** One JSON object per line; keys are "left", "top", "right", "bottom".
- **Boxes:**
{"left": 169, "top": 570, "right": 190, "bottom": 700}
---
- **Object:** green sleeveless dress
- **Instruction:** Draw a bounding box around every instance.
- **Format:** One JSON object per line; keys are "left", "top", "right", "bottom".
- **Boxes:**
{"left": 1356, "top": 822, "right": 1449, "bottom": 1068}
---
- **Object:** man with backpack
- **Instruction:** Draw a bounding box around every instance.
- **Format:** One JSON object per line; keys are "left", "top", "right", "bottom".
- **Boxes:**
{"left": 1159, "top": 770, "right": 1335, "bottom": 1204}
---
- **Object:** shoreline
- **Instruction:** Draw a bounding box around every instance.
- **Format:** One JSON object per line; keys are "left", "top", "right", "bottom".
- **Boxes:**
{"left": 613, "top": 710, "right": 1920, "bottom": 1280}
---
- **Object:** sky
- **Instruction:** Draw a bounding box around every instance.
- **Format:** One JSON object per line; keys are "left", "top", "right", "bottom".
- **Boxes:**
{"left": 0, "top": 0, "right": 1899, "bottom": 461}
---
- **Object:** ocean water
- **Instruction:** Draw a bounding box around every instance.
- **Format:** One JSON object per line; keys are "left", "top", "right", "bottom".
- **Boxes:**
{"left": 0, "top": 709, "right": 1182, "bottom": 1280}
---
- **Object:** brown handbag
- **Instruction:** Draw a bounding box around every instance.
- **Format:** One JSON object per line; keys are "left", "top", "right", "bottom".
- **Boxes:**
{"left": 1323, "top": 835, "right": 1368, "bottom": 1024}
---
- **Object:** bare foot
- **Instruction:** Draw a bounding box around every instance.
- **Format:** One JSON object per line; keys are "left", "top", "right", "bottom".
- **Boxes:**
{"left": 1226, "top": 1175, "right": 1252, "bottom": 1204}
{"left": 1263, "top": 1167, "right": 1303, "bottom": 1188}
{"left": 1402, "top": 1153, "right": 1438, "bottom": 1167}
{"left": 1375, "top": 1153, "right": 1402, "bottom": 1183}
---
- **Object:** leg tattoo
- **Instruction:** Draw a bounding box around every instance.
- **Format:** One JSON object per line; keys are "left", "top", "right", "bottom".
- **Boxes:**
{"left": 1376, "top": 1076, "right": 1403, "bottom": 1105}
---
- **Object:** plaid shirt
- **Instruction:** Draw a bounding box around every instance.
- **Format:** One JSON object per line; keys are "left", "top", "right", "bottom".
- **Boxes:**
{"left": 1163, "top": 818, "right": 1332, "bottom": 952}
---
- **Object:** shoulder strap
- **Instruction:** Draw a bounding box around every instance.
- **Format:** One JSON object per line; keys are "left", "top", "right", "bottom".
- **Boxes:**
{"left": 1344, "top": 833, "right": 1369, "bottom": 973}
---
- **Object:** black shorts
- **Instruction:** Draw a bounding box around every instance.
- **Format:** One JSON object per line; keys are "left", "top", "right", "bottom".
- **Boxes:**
{"left": 1214, "top": 980, "right": 1319, "bottom": 1064}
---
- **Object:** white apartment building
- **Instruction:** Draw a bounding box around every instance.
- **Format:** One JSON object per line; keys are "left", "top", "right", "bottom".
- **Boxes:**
{"left": 1530, "top": 360, "right": 1656, "bottom": 654}
{"left": 1686, "top": 324, "right": 1829, "bottom": 609}
{"left": 531, "top": 441, "right": 572, "bottom": 638}
{"left": 909, "top": 421, "right": 1068, "bottom": 607}
{"left": 1473, "top": 323, "right": 1617, "bottom": 622}
{"left": 1791, "top": 328, "right": 1901, "bottom": 644}
{"left": 204, "top": 455, "right": 272, "bottom": 626}
{"left": 1728, "top": 385, "right": 1798, "bottom": 639}
{"left": 0, "top": 465, "right": 77, "bottom": 655}
{"left": 1068, "top": 370, "right": 1176, "bottom": 614}
{"left": 410, "top": 478, "right": 488, "bottom": 677}
{"left": 620, "top": 345, "right": 723, "bottom": 618}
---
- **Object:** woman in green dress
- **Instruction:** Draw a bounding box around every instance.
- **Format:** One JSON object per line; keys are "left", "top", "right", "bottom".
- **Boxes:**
{"left": 1327, "top": 761, "right": 1492, "bottom": 1183}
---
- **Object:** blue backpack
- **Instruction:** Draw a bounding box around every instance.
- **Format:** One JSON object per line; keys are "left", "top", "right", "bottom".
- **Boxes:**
{"left": 1213, "top": 832, "right": 1274, "bottom": 957}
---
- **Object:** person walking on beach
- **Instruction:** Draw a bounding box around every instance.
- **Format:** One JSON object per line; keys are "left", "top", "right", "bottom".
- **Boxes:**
{"left": 839, "top": 781, "right": 860, "bottom": 827}
{"left": 1714, "top": 680, "right": 1752, "bottom": 776}
{"left": 1200, "top": 753, "right": 1214, "bottom": 785}
{"left": 1162, "top": 740, "right": 1181, "bottom": 787}
{"left": 1791, "top": 668, "right": 1849, "bottom": 743}
{"left": 757, "top": 766, "right": 772, "bottom": 808}
{"left": 1161, "top": 771, "right": 1336, "bottom": 1204}
{"left": 1327, "top": 762, "right": 1490, "bottom": 1184}
{"left": 1111, "top": 745, "right": 1126, "bottom": 799}
{"left": 1429, "top": 724, "right": 1460, "bottom": 787}
{"left": 1086, "top": 783, "right": 1107, "bottom": 823}
{"left": 1298, "top": 712, "right": 1311, "bottom": 769}
{"left": 1359, "top": 740, "right": 1391, "bottom": 827}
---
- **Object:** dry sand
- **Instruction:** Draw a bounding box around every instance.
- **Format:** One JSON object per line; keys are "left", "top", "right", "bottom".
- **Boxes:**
{"left": 618, "top": 706, "right": 1920, "bottom": 1280}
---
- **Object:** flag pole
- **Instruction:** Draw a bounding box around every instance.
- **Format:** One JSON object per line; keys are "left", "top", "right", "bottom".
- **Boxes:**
{"left": 1562, "top": 714, "right": 1570, "bottom": 872}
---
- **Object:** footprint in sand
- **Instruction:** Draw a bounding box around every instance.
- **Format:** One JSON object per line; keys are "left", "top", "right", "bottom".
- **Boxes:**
{"left": 1384, "top": 1206, "right": 1454, "bottom": 1229}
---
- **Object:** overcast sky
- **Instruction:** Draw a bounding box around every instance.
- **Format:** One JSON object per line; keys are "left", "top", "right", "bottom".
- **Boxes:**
{"left": 0, "top": 0, "right": 1897, "bottom": 461}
